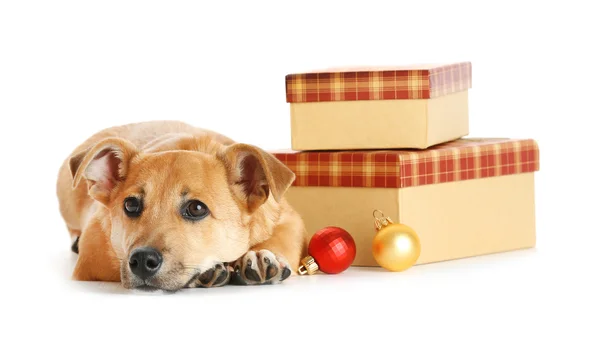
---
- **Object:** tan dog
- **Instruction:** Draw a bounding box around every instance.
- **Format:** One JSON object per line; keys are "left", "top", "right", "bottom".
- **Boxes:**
{"left": 56, "top": 120, "right": 307, "bottom": 291}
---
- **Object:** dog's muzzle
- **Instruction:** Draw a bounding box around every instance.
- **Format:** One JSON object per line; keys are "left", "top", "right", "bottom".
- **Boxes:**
{"left": 128, "top": 247, "right": 163, "bottom": 280}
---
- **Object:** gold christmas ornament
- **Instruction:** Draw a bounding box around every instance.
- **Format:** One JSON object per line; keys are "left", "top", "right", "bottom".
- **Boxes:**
{"left": 372, "top": 210, "right": 421, "bottom": 272}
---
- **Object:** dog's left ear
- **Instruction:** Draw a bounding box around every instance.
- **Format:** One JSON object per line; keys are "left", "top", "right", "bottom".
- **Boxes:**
{"left": 69, "top": 137, "right": 138, "bottom": 205}
{"left": 219, "top": 143, "right": 295, "bottom": 213}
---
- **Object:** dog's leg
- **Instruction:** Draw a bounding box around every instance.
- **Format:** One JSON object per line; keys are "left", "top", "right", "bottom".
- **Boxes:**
{"left": 72, "top": 220, "right": 121, "bottom": 282}
{"left": 186, "top": 262, "right": 232, "bottom": 288}
{"left": 230, "top": 214, "right": 307, "bottom": 286}
{"left": 230, "top": 249, "right": 292, "bottom": 285}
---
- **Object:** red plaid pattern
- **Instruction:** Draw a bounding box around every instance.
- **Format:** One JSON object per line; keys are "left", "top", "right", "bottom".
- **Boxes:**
{"left": 285, "top": 62, "right": 472, "bottom": 103}
{"left": 271, "top": 138, "right": 539, "bottom": 189}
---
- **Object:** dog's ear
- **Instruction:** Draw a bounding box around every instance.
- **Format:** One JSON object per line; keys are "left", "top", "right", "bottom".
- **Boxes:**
{"left": 69, "top": 137, "right": 138, "bottom": 205}
{"left": 219, "top": 143, "right": 295, "bottom": 213}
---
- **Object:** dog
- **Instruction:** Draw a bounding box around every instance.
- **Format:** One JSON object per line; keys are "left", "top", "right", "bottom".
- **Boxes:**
{"left": 56, "top": 120, "right": 308, "bottom": 291}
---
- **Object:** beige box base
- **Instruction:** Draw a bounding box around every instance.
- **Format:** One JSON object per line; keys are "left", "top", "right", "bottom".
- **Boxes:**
{"left": 285, "top": 172, "right": 536, "bottom": 267}
{"left": 290, "top": 91, "right": 469, "bottom": 151}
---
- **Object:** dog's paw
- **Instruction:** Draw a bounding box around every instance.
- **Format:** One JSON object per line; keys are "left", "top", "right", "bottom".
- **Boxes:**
{"left": 230, "top": 250, "right": 292, "bottom": 285}
{"left": 187, "top": 262, "right": 231, "bottom": 288}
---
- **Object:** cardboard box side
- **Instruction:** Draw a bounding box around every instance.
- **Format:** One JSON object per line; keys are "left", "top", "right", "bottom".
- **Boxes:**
{"left": 284, "top": 172, "right": 536, "bottom": 268}
{"left": 290, "top": 93, "right": 472, "bottom": 150}
{"left": 290, "top": 99, "right": 428, "bottom": 150}
{"left": 399, "top": 172, "right": 536, "bottom": 265}
{"left": 426, "top": 91, "right": 470, "bottom": 146}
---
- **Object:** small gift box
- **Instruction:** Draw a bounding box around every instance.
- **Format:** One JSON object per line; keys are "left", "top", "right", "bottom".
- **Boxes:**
{"left": 272, "top": 138, "right": 540, "bottom": 267}
{"left": 285, "top": 62, "right": 472, "bottom": 151}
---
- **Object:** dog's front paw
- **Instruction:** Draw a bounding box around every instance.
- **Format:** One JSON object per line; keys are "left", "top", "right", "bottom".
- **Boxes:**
{"left": 230, "top": 250, "right": 292, "bottom": 285}
{"left": 187, "top": 262, "right": 231, "bottom": 288}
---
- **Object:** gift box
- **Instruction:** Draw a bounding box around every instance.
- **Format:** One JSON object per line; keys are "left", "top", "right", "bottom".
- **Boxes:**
{"left": 272, "top": 138, "right": 540, "bottom": 267}
{"left": 285, "top": 62, "right": 472, "bottom": 151}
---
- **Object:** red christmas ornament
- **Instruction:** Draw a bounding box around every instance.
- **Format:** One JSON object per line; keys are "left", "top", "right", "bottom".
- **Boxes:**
{"left": 297, "top": 226, "right": 356, "bottom": 275}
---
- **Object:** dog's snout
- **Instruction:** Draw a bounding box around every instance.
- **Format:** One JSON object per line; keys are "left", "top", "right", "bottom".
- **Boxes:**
{"left": 129, "top": 247, "right": 163, "bottom": 280}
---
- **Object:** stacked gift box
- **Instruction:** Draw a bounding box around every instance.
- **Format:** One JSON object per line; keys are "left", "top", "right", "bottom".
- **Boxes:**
{"left": 271, "top": 62, "right": 540, "bottom": 268}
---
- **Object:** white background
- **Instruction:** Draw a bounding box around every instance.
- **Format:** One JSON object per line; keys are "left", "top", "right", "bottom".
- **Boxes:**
{"left": 1, "top": 1, "right": 599, "bottom": 341}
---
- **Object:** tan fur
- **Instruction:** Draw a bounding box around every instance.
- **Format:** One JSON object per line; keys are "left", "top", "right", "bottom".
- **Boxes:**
{"left": 56, "top": 120, "right": 308, "bottom": 290}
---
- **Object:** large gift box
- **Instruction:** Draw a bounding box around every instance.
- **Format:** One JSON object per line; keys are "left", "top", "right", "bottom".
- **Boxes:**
{"left": 273, "top": 138, "right": 540, "bottom": 267}
{"left": 285, "top": 62, "right": 472, "bottom": 151}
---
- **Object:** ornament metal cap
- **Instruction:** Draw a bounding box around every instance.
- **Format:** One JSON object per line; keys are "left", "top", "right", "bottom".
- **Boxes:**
{"left": 373, "top": 209, "right": 393, "bottom": 231}
{"left": 298, "top": 255, "right": 319, "bottom": 275}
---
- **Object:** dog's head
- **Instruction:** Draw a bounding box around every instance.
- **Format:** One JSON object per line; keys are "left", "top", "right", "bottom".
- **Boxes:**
{"left": 69, "top": 135, "right": 295, "bottom": 291}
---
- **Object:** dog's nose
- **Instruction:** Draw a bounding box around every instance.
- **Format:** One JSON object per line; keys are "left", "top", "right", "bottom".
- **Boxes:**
{"left": 129, "top": 247, "right": 163, "bottom": 280}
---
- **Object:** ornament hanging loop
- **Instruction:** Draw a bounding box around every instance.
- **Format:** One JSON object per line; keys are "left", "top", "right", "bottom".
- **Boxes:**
{"left": 297, "top": 255, "right": 319, "bottom": 275}
{"left": 373, "top": 209, "right": 394, "bottom": 231}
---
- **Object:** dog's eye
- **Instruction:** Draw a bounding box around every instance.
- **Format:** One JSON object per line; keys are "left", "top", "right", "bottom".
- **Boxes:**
{"left": 124, "top": 197, "right": 143, "bottom": 217}
{"left": 182, "top": 200, "right": 210, "bottom": 221}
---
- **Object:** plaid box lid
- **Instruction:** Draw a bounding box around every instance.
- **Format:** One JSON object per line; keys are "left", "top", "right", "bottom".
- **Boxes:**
{"left": 271, "top": 138, "right": 539, "bottom": 189}
{"left": 285, "top": 61, "right": 472, "bottom": 103}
